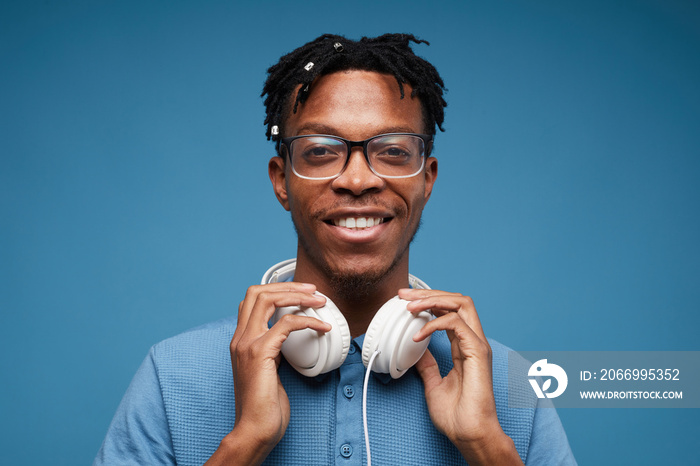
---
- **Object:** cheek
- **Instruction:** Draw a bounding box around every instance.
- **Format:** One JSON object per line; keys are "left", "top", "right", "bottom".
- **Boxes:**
{"left": 407, "top": 198, "right": 426, "bottom": 225}
{"left": 399, "top": 182, "right": 428, "bottom": 216}
{"left": 287, "top": 183, "right": 324, "bottom": 223}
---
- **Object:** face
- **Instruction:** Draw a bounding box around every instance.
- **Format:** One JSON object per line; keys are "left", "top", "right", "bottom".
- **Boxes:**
{"left": 269, "top": 70, "right": 437, "bottom": 288}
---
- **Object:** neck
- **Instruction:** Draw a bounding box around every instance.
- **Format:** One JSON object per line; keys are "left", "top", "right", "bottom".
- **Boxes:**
{"left": 292, "top": 249, "right": 410, "bottom": 338}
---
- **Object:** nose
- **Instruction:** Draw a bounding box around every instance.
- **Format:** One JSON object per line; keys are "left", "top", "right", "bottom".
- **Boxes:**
{"left": 330, "top": 147, "right": 385, "bottom": 195}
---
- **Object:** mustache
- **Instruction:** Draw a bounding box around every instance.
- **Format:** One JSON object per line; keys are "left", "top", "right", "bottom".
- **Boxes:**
{"left": 311, "top": 196, "right": 407, "bottom": 220}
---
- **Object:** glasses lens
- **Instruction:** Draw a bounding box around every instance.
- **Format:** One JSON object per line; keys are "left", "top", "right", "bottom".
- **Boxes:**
{"left": 367, "top": 135, "right": 425, "bottom": 177}
{"left": 290, "top": 136, "right": 347, "bottom": 179}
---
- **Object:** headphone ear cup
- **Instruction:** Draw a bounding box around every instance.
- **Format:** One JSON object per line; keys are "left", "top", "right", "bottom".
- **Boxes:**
{"left": 362, "top": 296, "right": 434, "bottom": 379}
{"left": 312, "top": 297, "right": 351, "bottom": 373}
{"left": 271, "top": 293, "right": 351, "bottom": 377}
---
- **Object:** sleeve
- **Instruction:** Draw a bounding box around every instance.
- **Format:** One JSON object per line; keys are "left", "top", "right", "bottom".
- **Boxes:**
{"left": 93, "top": 347, "right": 176, "bottom": 466}
{"left": 525, "top": 398, "right": 577, "bottom": 466}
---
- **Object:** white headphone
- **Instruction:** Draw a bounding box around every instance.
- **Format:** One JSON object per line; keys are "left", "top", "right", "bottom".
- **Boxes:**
{"left": 262, "top": 259, "right": 434, "bottom": 379}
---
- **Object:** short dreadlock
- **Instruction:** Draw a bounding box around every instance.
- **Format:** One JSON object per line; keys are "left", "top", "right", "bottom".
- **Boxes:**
{"left": 261, "top": 33, "right": 447, "bottom": 148}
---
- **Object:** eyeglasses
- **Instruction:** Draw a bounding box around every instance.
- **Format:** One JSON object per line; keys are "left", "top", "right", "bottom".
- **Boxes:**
{"left": 280, "top": 133, "right": 433, "bottom": 180}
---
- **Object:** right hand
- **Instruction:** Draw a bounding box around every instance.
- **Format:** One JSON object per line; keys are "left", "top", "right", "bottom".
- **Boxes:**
{"left": 207, "top": 282, "right": 330, "bottom": 465}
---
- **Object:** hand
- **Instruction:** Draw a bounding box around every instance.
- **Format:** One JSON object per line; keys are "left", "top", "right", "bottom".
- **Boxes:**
{"left": 206, "top": 282, "right": 330, "bottom": 465}
{"left": 399, "top": 288, "right": 523, "bottom": 466}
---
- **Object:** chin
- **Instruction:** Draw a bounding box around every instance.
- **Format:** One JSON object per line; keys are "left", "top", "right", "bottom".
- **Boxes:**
{"left": 317, "top": 251, "right": 406, "bottom": 299}
{"left": 293, "top": 217, "right": 419, "bottom": 298}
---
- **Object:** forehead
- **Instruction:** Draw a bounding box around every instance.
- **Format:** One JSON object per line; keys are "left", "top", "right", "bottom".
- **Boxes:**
{"left": 285, "top": 70, "right": 424, "bottom": 139}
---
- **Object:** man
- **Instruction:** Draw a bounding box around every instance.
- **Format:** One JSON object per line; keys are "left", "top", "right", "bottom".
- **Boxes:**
{"left": 95, "top": 34, "right": 575, "bottom": 465}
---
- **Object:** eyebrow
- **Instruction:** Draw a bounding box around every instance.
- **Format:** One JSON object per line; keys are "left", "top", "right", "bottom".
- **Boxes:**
{"left": 294, "top": 123, "right": 419, "bottom": 137}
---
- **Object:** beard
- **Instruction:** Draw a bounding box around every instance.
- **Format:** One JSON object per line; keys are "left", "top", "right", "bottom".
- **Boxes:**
{"left": 292, "top": 215, "right": 423, "bottom": 302}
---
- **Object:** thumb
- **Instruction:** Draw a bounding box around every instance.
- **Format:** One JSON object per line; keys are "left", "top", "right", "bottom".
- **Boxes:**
{"left": 414, "top": 348, "right": 442, "bottom": 392}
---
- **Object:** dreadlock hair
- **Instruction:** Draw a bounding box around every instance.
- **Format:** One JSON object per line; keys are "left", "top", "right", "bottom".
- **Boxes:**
{"left": 261, "top": 33, "right": 447, "bottom": 150}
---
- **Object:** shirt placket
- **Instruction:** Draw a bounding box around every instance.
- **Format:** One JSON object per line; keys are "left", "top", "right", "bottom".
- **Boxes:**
{"left": 334, "top": 340, "right": 366, "bottom": 465}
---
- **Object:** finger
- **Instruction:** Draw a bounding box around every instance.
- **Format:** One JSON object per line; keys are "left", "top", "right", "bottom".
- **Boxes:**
{"left": 414, "top": 313, "right": 492, "bottom": 375}
{"left": 238, "top": 282, "right": 317, "bottom": 327}
{"left": 406, "top": 295, "right": 486, "bottom": 342}
{"left": 413, "top": 312, "right": 483, "bottom": 350}
{"left": 398, "top": 288, "right": 463, "bottom": 300}
{"left": 258, "top": 314, "right": 333, "bottom": 355}
{"left": 246, "top": 290, "right": 327, "bottom": 333}
{"left": 414, "top": 348, "right": 442, "bottom": 392}
{"left": 237, "top": 282, "right": 317, "bottom": 332}
{"left": 232, "top": 314, "right": 331, "bottom": 372}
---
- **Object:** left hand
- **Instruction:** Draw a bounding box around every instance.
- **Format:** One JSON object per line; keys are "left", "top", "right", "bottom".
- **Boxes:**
{"left": 399, "top": 288, "right": 524, "bottom": 466}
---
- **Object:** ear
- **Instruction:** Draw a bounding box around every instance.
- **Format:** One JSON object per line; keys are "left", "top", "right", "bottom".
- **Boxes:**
{"left": 423, "top": 156, "right": 438, "bottom": 201}
{"left": 268, "top": 156, "right": 290, "bottom": 211}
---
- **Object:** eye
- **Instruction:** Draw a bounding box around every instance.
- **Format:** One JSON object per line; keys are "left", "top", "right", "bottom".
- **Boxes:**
{"left": 373, "top": 144, "right": 413, "bottom": 165}
{"left": 293, "top": 137, "right": 345, "bottom": 167}
{"left": 369, "top": 135, "right": 423, "bottom": 166}
{"left": 383, "top": 146, "right": 410, "bottom": 158}
{"left": 304, "top": 145, "right": 337, "bottom": 157}
{"left": 300, "top": 144, "right": 343, "bottom": 161}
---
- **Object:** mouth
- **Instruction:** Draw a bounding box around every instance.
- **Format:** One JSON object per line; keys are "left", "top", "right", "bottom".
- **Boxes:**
{"left": 326, "top": 216, "right": 388, "bottom": 230}
{"left": 325, "top": 216, "right": 391, "bottom": 231}
{"left": 319, "top": 209, "right": 396, "bottom": 244}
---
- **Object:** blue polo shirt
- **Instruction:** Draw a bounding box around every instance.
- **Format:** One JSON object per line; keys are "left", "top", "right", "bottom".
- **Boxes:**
{"left": 94, "top": 317, "right": 575, "bottom": 465}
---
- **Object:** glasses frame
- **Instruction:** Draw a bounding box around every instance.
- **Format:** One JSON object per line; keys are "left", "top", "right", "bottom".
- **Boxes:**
{"left": 280, "top": 132, "right": 433, "bottom": 180}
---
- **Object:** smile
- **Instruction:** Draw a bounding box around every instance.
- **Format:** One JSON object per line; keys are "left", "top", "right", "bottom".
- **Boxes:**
{"left": 332, "top": 217, "right": 385, "bottom": 229}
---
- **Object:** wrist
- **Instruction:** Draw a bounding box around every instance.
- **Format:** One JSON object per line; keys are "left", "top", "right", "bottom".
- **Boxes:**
{"left": 457, "top": 430, "right": 523, "bottom": 466}
{"left": 205, "top": 425, "right": 276, "bottom": 466}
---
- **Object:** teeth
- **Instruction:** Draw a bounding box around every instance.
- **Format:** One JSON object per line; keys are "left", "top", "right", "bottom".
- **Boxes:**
{"left": 333, "top": 217, "right": 384, "bottom": 230}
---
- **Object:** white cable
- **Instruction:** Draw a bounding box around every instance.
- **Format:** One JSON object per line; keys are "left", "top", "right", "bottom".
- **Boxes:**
{"left": 363, "top": 350, "right": 380, "bottom": 466}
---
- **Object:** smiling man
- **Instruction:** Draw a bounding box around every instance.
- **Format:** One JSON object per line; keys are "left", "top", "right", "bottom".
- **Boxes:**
{"left": 270, "top": 69, "right": 435, "bottom": 337}
{"left": 95, "top": 34, "right": 575, "bottom": 466}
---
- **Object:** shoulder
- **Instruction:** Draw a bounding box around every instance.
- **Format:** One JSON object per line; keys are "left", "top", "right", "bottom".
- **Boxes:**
{"left": 151, "top": 317, "right": 241, "bottom": 463}
{"left": 147, "top": 316, "right": 239, "bottom": 407}
{"left": 156, "top": 315, "right": 238, "bottom": 346}
{"left": 485, "top": 340, "right": 577, "bottom": 465}
{"left": 151, "top": 316, "right": 238, "bottom": 360}
{"left": 487, "top": 338, "right": 532, "bottom": 385}
{"left": 430, "top": 334, "right": 542, "bottom": 460}
{"left": 483, "top": 338, "right": 539, "bottom": 416}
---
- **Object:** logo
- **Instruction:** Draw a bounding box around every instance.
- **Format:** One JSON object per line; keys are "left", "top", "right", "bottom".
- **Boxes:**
{"left": 528, "top": 359, "right": 568, "bottom": 399}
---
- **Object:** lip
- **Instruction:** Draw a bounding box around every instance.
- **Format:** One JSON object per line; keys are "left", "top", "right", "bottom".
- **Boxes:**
{"left": 322, "top": 219, "right": 391, "bottom": 244}
{"left": 322, "top": 208, "right": 394, "bottom": 244}
{"left": 323, "top": 207, "right": 394, "bottom": 220}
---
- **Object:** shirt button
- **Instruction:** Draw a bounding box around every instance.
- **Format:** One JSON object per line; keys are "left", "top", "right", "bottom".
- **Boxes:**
{"left": 343, "top": 385, "right": 355, "bottom": 399}
{"left": 340, "top": 443, "right": 353, "bottom": 458}
{"left": 348, "top": 345, "right": 357, "bottom": 354}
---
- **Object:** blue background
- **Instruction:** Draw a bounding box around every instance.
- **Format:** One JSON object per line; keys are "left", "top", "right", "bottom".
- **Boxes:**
{"left": 2, "top": 1, "right": 698, "bottom": 464}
